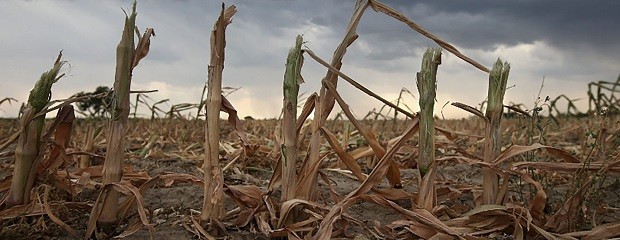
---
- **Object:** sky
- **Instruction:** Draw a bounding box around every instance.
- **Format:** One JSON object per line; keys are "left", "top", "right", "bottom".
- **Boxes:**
{"left": 0, "top": 0, "right": 618, "bottom": 119}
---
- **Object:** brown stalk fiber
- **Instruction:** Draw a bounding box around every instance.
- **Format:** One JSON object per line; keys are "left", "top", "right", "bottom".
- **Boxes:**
{"left": 97, "top": 2, "right": 137, "bottom": 230}
{"left": 98, "top": 0, "right": 155, "bottom": 231}
{"left": 201, "top": 3, "right": 237, "bottom": 221}
{"left": 416, "top": 48, "right": 441, "bottom": 211}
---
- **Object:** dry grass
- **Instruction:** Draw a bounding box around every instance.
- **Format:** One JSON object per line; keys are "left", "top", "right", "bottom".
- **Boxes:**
{"left": 0, "top": 114, "right": 619, "bottom": 238}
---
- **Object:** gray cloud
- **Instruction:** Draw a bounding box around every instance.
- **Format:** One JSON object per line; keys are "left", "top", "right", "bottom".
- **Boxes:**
{"left": 384, "top": 1, "right": 620, "bottom": 53}
{"left": 0, "top": 0, "right": 618, "bottom": 119}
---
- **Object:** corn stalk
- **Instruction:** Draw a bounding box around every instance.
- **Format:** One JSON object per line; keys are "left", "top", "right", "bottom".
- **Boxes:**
{"left": 98, "top": 1, "right": 155, "bottom": 231}
{"left": 6, "top": 52, "right": 64, "bottom": 208}
{"left": 416, "top": 48, "right": 441, "bottom": 210}
{"left": 201, "top": 3, "right": 236, "bottom": 222}
{"left": 483, "top": 59, "right": 510, "bottom": 204}
{"left": 282, "top": 35, "right": 303, "bottom": 202}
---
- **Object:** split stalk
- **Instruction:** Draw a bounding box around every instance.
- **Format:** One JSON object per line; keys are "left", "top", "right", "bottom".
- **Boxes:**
{"left": 201, "top": 4, "right": 237, "bottom": 222}
{"left": 98, "top": 1, "right": 137, "bottom": 230}
{"left": 281, "top": 35, "right": 303, "bottom": 202}
{"left": 6, "top": 52, "right": 64, "bottom": 208}
{"left": 416, "top": 48, "right": 441, "bottom": 210}
{"left": 483, "top": 59, "right": 510, "bottom": 204}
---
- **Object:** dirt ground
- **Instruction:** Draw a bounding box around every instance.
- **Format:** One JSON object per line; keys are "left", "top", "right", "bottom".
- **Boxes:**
{"left": 0, "top": 118, "right": 619, "bottom": 239}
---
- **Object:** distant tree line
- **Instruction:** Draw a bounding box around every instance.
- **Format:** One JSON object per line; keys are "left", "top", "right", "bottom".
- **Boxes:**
{"left": 72, "top": 86, "right": 113, "bottom": 118}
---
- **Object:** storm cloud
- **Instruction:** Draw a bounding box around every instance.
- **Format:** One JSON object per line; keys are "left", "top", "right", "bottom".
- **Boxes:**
{"left": 0, "top": 0, "right": 618, "bottom": 119}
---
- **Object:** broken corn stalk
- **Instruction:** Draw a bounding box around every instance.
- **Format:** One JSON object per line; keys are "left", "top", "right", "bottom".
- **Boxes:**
{"left": 416, "top": 48, "right": 441, "bottom": 176}
{"left": 416, "top": 48, "right": 441, "bottom": 211}
{"left": 282, "top": 35, "right": 303, "bottom": 202}
{"left": 98, "top": 1, "right": 136, "bottom": 231}
{"left": 201, "top": 3, "right": 237, "bottom": 222}
{"left": 483, "top": 59, "right": 510, "bottom": 204}
{"left": 7, "top": 52, "right": 65, "bottom": 208}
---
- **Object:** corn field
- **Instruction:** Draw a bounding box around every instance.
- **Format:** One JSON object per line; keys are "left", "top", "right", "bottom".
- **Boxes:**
{"left": 1, "top": 1, "right": 619, "bottom": 239}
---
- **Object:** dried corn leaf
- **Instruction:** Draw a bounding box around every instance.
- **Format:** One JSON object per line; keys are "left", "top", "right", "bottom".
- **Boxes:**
{"left": 43, "top": 185, "right": 78, "bottom": 236}
{"left": 221, "top": 94, "right": 250, "bottom": 148}
{"left": 435, "top": 126, "right": 458, "bottom": 141}
{"left": 369, "top": 0, "right": 489, "bottom": 73}
{"left": 0, "top": 202, "right": 89, "bottom": 220}
{"left": 362, "top": 194, "right": 462, "bottom": 238}
{"left": 463, "top": 204, "right": 507, "bottom": 217}
{"left": 317, "top": 171, "right": 342, "bottom": 204}
{"left": 117, "top": 173, "right": 202, "bottom": 220}
{"left": 191, "top": 216, "right": 216, "bottom": 240}
{"left": 400, "top": 221, "right": 438, "bottom": 239}
{"left": 494, "top": 143, "right": 580, "bottom": 164}
{"left": 314, "top": 118, "right": 419, "bottom": 239}
{"left": 132, "top": 27, "right": 155, "bottom": 69}
{"left": 323, "top": 80, "right": 402, "bottom": 187}
{"left": 225, "top": 184, "right": 263, "bottom": 209}
{"left": 116, "top": 219, "right": 150, "bottom": 239}
{"left": 319, "top": 0, "right": 370, "bottom": 119}
{"left": 112, "top": 181, "right": 154, "bottom": 230}
{"left": 437, "top": 156, "right": 548, "bottom": 217}
{"left": 40, "top": 105, "right": 75, "bottom": 173}
{"left": 418, "top": 164, "right": 438, "bottom": 210}
{"left": 0, "top": 131, "right": 20, "bottom": 153}
{"left": 278, "top": 199, "right": 325, "bottom": 230}
{"left": 530, "top": 223, "right": 562, "bottom": 240}
{"left": 452, "top": 102, "right": 488, "bottom": 123}
{"left": 300, "top": 0, "right": 369, "bottom": 201}
{"left": 86, "top": 181, "right": 154, "bottom": 239}
{"left": 321, "top": 126, "right": 366, "bottom": 181}
{"left": 513, "top": 160, "right": 620, "bottom": 173}
{"left": 296, "top": 93, "right": 317, "bottom": 135}
{"left": 255, "top": 212, "right": 273, "bottom": 236}
{"left": 514, "top": 222, "right": 524, "bottom": 240}
{"left": 584, "top": 222, "right": 620, "bottom": 240}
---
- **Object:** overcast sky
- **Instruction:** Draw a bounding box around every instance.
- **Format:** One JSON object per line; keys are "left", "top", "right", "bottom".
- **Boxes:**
{"left": 0, "top": 0, "right": 618, "bottom": 119}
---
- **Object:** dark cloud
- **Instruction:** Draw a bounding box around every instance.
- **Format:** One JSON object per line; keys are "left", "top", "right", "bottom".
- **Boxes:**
{"left": 0, "top": 0, "right": 618, "bottom": 118}
{"left": 380, "top": 0, "right": 620, "bottom": 54}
